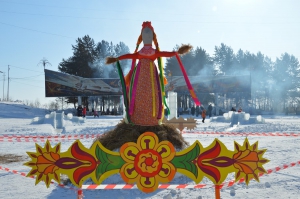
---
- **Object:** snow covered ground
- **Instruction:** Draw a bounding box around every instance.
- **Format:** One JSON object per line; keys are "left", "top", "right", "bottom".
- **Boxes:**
{"left": 1, "top": 101, "right": 300, "bottom": 199}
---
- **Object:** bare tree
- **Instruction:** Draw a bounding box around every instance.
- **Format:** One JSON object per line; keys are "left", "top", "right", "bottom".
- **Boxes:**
{"left": 38, "top": 58, "right": 52, "bottom": 70}
{"left": 48, "top": 100, "right": 59, "bottom": 111}
{"left": 34, "top": 98, "right": 41, "bottom": 108}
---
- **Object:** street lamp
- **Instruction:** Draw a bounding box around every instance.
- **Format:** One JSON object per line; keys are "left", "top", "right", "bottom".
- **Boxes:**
{"left": 0, "top": 71, "right": 4, "bottom": 101}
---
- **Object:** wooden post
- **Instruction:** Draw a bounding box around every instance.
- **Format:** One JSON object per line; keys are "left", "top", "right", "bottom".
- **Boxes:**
{"left": 215, "top": 185, "right": 221, "bottom": 199}
{"left": 77, "top": 188, "right": 83, "bottom": 199}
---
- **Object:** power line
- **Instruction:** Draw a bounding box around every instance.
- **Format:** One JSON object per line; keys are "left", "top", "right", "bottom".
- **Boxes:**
{"left": 9, "top": 65, "right": 45, "bottom": 73}
{"left": 0, "top": 10, "right": 116, "bottom": 19}
{"left": 0, "top": 0, "right": 106, "bottom": 11}
{"left": 1, "top": 10, "right": 299, "bottom": 21}
{"left": 0, "top": 1, "right": 297, "bottom": 19}
{"left": 0, "top": 11, "right": 299, "bottom": 25}
{"left": 11, "top": 78, "right": 43, "bottom": 83}
{"left": 10, "top": 79, "right": 44, "bottom": 89}
{"left": 0, "top": 10, "right": 97, "bottom": 19}
{"left": 10, "top": 74, "right": 44, "bottom": 80}
{"left": 0, "top": 21, "right": 75, "bottom": 39}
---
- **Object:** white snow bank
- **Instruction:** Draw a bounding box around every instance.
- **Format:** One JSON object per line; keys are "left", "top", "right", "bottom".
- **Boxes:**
{"left": 210, "top": 111, "right": 265, "bottom": 126}
{"left": 31, "top": 111, "right": 85, "bottom": 129}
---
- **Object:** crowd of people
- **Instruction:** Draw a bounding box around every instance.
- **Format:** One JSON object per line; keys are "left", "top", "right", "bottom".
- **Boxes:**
{"left": 76, "top": 105, "right": 121, "bottom": 118}
{"left": 231, "top": 106, "right": 243, "bottom": 112}
{"left": 177, "top": 104, "right": 244, "bottom": 123}
{"left": 76, "top": 105, "right": 98, "bottom": 117}
{"left": 177, "top": 104, "right": 214, "bottom": 123}
{"left": 76, "top": 103, "right": 243, "bottom": 122}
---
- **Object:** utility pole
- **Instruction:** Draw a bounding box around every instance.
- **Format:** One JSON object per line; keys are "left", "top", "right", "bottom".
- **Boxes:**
{"left": 7, "top": 65, "right": 9, "bottom": 101}
{"left": 0, "top": 71, "right": 4, "bottom": 101}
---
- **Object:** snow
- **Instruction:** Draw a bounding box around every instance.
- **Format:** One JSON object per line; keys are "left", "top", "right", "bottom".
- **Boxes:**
{"left": 1, "top": 101, "right": 300, "bottom": 199}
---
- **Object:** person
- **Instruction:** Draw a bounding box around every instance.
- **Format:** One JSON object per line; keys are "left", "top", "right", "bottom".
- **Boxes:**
{"left": 207, "top": 104, "right": 213, "bottom": 117}
{"left": 82, "top": 106, "right": 86, "bottom": 118}
{"left": 113, "top": 107, "right": 117, "bottom": 115}
{"left": 201, "top": 108, "right": 206, "bottom": 123}
{"left": 178, "top": 107, "right": 183, "bottom": 116}
{"left": 77, "top": 105, "right": 83, "bottom": 117}
{"left": 94, "top": 109, "right": 99, "bottom": 118}
{"left": 195, "top": 105, "right": 200, "bottom": 117}
{"left": 105, "top": 21, "right": 200, "bottom": 126}
{"left": 191, "top": 106, "right": 195, "bottom": 116}
{"left": 186, "top": 107, "right": 191, "bottom": 115}
{"left": 231, "top": 107, "right": 236, "bottom": 112}
{"left": 238, "top": 107, "right": 242, "bottom": 113}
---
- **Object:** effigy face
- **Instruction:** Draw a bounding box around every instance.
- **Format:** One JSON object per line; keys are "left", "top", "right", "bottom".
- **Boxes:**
{"left": 24, "top": 132, "right": 269, "bottom": 193}
{"left": 142, "top": 27, "right": 153, "bottom": 45}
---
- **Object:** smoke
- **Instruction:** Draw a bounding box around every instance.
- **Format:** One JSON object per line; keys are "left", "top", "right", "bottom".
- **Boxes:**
{"left": 197, "top": 64, "right": 214, "bottom": 76}
{"left": 88, "top": 41, "right": 131, "bottom": 78}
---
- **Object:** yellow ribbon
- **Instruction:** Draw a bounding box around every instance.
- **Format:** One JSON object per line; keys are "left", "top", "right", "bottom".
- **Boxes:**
{"left": 150, "top": 62, "right": 156, "bottom": 117}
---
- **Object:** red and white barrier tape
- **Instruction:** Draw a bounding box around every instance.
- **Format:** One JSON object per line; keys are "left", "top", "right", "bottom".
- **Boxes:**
{"left": 81, "top": 160, "right": 300, "bottom": 190}
{"left": 219, "top": 160, "right": 300, "bottom": 189}
{"left": 182, "top": 131, "right": 300, "bottom": 137}
{"left": 0, "top": 134, "right": 101, "bottom": 142}
{"left": 0, "top": 166, "right": 76, "bottom": 190}
{"left": 1, "top": 161, "right": 300, "bottom": 190}
{"left": 1, "top": 131, "right": 299, "bottom": 143}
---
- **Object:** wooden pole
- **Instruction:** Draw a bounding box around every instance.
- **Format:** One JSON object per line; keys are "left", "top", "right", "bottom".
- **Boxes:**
{"left": 77, "top": 188, "right": 83, "bottom": 199}
{"left": 215, "top": 185, "right": 221, "bottom": 199}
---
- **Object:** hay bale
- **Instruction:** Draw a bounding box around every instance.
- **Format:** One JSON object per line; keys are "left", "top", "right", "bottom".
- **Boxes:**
{"left": 94, "top": 122, "right": 189, "bottom": 151}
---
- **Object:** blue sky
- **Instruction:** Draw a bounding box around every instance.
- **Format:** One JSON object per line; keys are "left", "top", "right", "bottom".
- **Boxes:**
{"left": 0, "top": 0, "right": 299, "bottom": 105}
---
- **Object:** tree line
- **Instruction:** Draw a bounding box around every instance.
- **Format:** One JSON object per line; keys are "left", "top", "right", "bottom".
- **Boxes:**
{"left": 165, "top": 43, "right": 300, "bottom": 113}
{"left": 58, "top": 35, "right": 130, "bottom": 111}
{"left": 58, "top": 35, "right": 300, "bottom": 114}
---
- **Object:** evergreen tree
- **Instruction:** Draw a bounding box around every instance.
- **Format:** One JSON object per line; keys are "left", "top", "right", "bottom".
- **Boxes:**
{"left": 58, "top": 35, "right": 99, "bottom": 108}
{"left": 271, "top": 53, "right": 300, "bottom": 110}
{"left": 165, "top": 45, "right": 182, "bottom": 76}
{"left": 192, "top": 47, "right": 214, "bottom": 76}
{"left": 93, "top": 40, "right": 130, "bottom": 78}
{"left": 58, "top": 35, "right": 98, "bottom": 78}
{"left": 213, "top": 43, "right": 235, "bottom": 75}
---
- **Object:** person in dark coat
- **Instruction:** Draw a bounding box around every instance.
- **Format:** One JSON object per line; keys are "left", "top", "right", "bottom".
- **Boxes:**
{"left": 231, "top": 107, "right": 236, "bottom": 112}
{"left": 82, "top": 106, "right": 87, "bottom": 118}
{"left": 238, "top": 107, "right": 242, "bottom": 113}
{"left": 195, "top": 106, "right": 200, "bottom": 117}
{"left": 207, "top": 104, "right": 213, "bottom": 117}
{"left": 94, "top": 109, "right": 99, "bottom": 118}
{"left": 77, "top": 105, "right": 83, "bottom": 117}
{"left": 202, "top": 108, "right": 206, "bottom": 123}
{"left": 191, "top": 106, "right": 196, "bottom": 116}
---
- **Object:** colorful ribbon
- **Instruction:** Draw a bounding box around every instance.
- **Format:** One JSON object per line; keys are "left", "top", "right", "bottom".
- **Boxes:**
{"left": 116, "top": 61, "right": 131, "bottom": 123}
{"left": 129, "top": 62, "right": 141, "bottom": 116}
{"left": 175, "top": 53, "right": 201, "bottom": 106}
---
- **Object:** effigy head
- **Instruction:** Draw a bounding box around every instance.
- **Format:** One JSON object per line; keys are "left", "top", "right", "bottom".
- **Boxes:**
{"left": 141, "top": 21, "right": 154, "bottom": 45}
{"left": 142, "top": 27, "right": 153, "bottom": 45}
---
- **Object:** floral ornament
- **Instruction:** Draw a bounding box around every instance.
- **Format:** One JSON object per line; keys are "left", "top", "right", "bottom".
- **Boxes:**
{"left": 171, "top": 141, "right": 200, "bottom": 183}
{"left": 25, "top": 136, "right": 269, "bottom": 193}
{"left": 120, "top": 132, "right": 176, "bottom": 193}
{"left": 233, "top": 138, "right": 269, "bottom": 184}
{"left": 94, "top": 143, "right": 125, "bottom": 183}
{"left": 24, "top": 140, "right": 99, "bottom": 187}
{"left": 59, "top": 141, "right": 98, "bottom": 186}
{"left": 197, "top": 139, "right": 235, "bottom": 184}
{"left": 24, "top": 140, "right": 61, "bottom": 187}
